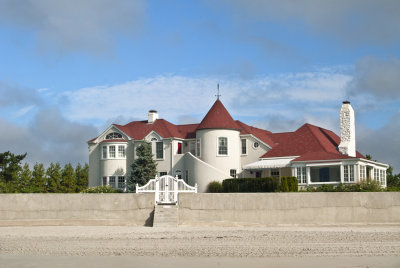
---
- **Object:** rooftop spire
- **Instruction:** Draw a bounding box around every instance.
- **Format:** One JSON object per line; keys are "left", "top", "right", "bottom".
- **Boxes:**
{"left": 215, "top": 83, "right": 221, "bottom": 100}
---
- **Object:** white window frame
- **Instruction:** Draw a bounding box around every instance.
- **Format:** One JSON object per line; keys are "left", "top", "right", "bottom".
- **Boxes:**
{"left": 101, "top": 144, "right": 127, "bottom": 160}
{"left": 296, "top": 167, "right": 306, "bottom": 184}
{"left": 196, "top": 139, "right": 201, "bottom": 157}
{"left": 271, "top": 169, "right": 280, "bottom": 178}
{"left": 217, "top": 137, "right": 228, "bottom": 156}
{"left": 156, "top": 141, "right": 164, "bottom": 159}
{"left": 230, "top": 169, "right": 237, "bottom": 178}
{"left": 241, "top": 139, "right": 247, "bottom": 155}
{"left": 189, "top": 141, "right": 196, "bottom": 155}
{"left": 102, "top": 146, "right": 107, "bottom": 159}
{"left": 176, "top": 141, "right": 183, "bottom": 155}
{"left": 343, "top": 164, "right": 355, "bottom": 183}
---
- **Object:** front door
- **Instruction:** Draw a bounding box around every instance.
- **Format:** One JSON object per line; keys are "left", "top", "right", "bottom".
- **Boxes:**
{"left": 158, "top": 175, "right": 176, "bottom": 204}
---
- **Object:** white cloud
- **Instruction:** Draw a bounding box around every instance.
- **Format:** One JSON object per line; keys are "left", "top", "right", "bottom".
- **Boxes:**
{"left": 15, "top": 105, "right": 35, "bottom": 117}
{"left": 0, "top": 0, "right": 146, "bottom": 55}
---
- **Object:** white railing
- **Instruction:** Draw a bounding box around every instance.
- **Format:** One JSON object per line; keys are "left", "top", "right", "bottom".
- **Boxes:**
{"left": 136, "top": 175, "right": 197, "bottom": 205}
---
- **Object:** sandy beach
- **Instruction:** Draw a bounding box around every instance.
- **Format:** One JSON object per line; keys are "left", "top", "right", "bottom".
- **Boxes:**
{"left": 1, "top": 225, "right": 400, "bottom": 267}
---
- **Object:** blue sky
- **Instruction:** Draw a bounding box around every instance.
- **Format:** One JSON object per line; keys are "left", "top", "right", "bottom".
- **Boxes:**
{"left": 0, "top": 0, "right": 399, "bottom": 172}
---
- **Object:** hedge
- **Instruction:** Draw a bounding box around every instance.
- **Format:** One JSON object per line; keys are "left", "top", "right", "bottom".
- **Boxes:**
{"left": 222, "top": 176, "right": 298, "bottom": 193}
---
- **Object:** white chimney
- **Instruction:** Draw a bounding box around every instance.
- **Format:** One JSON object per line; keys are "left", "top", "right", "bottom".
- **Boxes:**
{"left": 148, "top": 110, "right": 158, "bottom": 124}
{"left": 338, "top": 101, "right": 356, "bottom": 157}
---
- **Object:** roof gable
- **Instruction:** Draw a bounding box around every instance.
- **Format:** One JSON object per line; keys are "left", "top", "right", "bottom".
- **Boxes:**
{"left": 197, "top": 100, "right": 240, "bottom": 130}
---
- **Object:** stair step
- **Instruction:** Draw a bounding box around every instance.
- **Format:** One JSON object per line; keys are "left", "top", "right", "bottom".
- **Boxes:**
{"left": 153, "top": 205, "right": 178, "bottom": 228}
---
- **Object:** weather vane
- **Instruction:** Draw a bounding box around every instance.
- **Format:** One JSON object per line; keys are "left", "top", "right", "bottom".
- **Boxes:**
{"left": 215, "top": 83, "right": 221, "bottom": 100}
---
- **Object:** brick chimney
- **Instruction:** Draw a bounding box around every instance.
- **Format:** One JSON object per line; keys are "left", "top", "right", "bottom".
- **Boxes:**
{"left": 338, "top": 101, "right": 356, "bottom": 157}
{"left": 148, "top": 110, "right": 158, "bottom": 124}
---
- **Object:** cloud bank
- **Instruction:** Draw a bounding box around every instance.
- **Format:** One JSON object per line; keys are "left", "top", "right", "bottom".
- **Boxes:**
{"left": 0, "top": 0, "right": 146, "bottom": 55}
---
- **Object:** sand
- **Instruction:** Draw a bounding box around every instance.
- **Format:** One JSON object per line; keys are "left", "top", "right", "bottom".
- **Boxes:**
{"left": 1, "top": 225, "right": 400, "bottom": 267}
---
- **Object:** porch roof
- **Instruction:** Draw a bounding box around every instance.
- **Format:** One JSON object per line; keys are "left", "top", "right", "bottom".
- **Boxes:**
{"left": 243, "top": 158, "right": 295, "bottom": 170}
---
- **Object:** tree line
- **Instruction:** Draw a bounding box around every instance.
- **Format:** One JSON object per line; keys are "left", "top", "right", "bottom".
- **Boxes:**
{"left": 0, "top": 151, "right": 88, "bottom": 193}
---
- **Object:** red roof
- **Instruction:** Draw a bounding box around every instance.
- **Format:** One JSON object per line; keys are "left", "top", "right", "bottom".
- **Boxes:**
{"left": 261, "top": 123, "right": 365, "bottom": 161}
{"left": 235, "top": 120, "right": 275, "bottom": 148}
{"left": 197, "top": 99, "right": 240, "bottom": 130}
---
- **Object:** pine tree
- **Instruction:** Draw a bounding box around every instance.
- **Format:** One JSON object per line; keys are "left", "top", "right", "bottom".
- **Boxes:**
{"left": 18, "top": 163, "right": 32, "bottom": 193}
{"left": 128, "top": 142, "right": 157, "bottom": 192}
{"left": 75, "top": 163, "right": 89, "bottom": 192}
{"left": 46, "top": 163, "right": 62, "bottom": 193}
{"left": 0, "top": 151, "right": 26, "bottom": 192}
{"left": 60, "top": 163, "right": 76, "bottom": 193}
{"left": 32, "top": 163, "right": 46, "bottom": 193}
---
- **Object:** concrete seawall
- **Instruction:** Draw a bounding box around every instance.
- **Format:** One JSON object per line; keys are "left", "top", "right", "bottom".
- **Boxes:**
{"left": 178, "top": 192, "right": 400, "bottom": 226}
{"left": 0, "top": 192, "right": 399, "bottom": 226}
{"left": 0, "top": 193, "right": 155, "bottom": 226}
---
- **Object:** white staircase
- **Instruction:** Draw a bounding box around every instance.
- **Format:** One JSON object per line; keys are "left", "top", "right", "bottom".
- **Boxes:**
{"left": 152, "top": 205, "right": 178, "bottom": 227}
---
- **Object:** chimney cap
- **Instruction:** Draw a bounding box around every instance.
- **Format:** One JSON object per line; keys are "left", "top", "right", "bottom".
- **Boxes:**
{"left": 149, "top": 109, "right": 157, "bottom": 113}
{"left": 342, "top": 101, "right": 351, "bottom": 104}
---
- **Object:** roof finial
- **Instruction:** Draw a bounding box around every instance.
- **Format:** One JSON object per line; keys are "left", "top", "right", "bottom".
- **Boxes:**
{"left": 215, "top": 83, "right": 221, "bottom": 100}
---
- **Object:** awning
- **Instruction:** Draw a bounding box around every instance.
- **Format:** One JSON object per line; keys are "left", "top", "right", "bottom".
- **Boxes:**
{"left": 243, "top": 158, "right": 295, "bottom": 170}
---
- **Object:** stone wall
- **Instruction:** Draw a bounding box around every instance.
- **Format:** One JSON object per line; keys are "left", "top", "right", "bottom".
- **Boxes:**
{"left": 178, "top": 192, "right": 400, "bottom": 226}
{"left": 0, "top": 193, "right": 155, "bottom": 226}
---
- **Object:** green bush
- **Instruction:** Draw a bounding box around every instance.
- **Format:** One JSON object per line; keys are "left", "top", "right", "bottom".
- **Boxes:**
{"left": 306, "top": 179, "right": 383, "bottom": 192}
{"left": 286, "top": 177, "right": 298, "bottom": 192}
{"left": 222, "top": 177, "right": 280, "bottom": 192}
{"left": 81, "top": 185, "right": 117, "bottom": 193}
{"left": 280, "top": 177, "right": 289, "bottom": 192}
{"left": 207, "top": 181, "right": 223, "bottom": 193}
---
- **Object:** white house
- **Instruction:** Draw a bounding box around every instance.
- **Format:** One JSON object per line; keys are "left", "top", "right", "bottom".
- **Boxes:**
{"left": 88, "top": 99, "right": 388, "bottom": 192}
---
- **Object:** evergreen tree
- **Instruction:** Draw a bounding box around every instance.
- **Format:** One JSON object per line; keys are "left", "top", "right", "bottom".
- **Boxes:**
{"left": 46, "top": 163, "right": 62, "bottom": 193}
{"left": 32, "top": 163, "right": 46, "bottom": 193}
{"left": 128, "top": 142, "right": 157, "bottom": 192}
{"left": 0, "top": 151, "right": 26, "bottom": 192}
{"left": 18, "top": 163, "right": 32, "bottom": 193}
{"left": 75, "top": 163, "right": 89, "bottom": 192}
{"left": 60, "top": 163, "right": 76, "bottom": 193}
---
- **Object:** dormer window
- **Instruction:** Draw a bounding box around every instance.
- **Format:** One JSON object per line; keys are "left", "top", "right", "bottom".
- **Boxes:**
{"left": 106, "top": 132, "right": 123, "bottom": 140}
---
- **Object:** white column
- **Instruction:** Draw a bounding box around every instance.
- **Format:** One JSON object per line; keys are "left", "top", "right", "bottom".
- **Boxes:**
{"left": 340, "top": 165, "right": 344, "bottom": 183}
{"left": 306, "top": 167, "right": 311, "bottom": 185}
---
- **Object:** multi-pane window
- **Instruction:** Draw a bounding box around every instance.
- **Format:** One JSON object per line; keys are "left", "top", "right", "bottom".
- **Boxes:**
{"left": 105, "top": 132, "right": 122, "bottom": 140}
{"left": 102, "top": 146, "right": 107, "bottom": 159}
{"left": 159, "top": 172, "right": 167, "bottom": 176}
{"left": 177, "top": 142, "right": 182, "bottom": 154}
{"left": 109, "top": 176, "right": 116, "bottom": 188}
{"left": 189, "top": 142, "right": 196, "bottom": 155}
{"left": 360, "top": 165, "right": 366, "bottom": 180}
{"left": 271, "top": 169, "right": 279, "bottom": 178}
{"left": 156, "top": 141, "right": 163, "bottom": 159}
{"left": 118, "top": 176, "right": 125, "bottom": 189}
{"left": 118, "top": 145, "right": 125, "bottom": 158}
{"left": 297, "top": 167, "right": 306, "bottom": 184}
{"left": 218, "top": 137, "right": 228, "bottom": 155}
{"left": 109, "top": 146, "right": 116, "bottom": 158}
{"left": 102, "top": 176, "right": 107, "bottom": 186}
{"left": 374, "top": 168, "right": 379, "bottom": 183}
{"left": 196, "top": 139, "right": 201, "bottom": 157}
{"left": 241, "top": 139, "right": 247, "bottom": 155}
{"left": 344, "top": 165, "right": 354, "bottom": 182}
{"left": 230, "top": 169, "right": 237, "bottom": 178}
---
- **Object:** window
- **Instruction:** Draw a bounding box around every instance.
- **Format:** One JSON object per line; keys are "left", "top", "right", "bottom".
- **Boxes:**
{"left": 360, "top": 165, "right": 366, "bottom": 180}
{"left": 230, "top": 169, "right": 237, "bottom": 178}
{"left": 310, "top": 166, "right": 340, "bottom": 183}
{"left": 102, "top": 176, "right": 107, "bottom": 186}
{"left": 241, "top": 139, "right": 247, "bottom": 155}
{"left": 255, "top": 171, "right": 262, "bottom": 178}
{"left": 159, "top": 172, "right": 167, "bottom": 176}
{"left": 177, "top": 142, "right": 182, "bottom": 154}
{"left": 175, "top": 170, "right": 182, "bottom": 179}
{"left": 118, "top": 146, "right": 125, "bottom": 158}
{"left": 109, "top": 146, "right": 116, "bottom": 158}
{"left": 189, "top": 142, "right": 196, "bottom": 155}
{"left": 109, "top": 176, "right": 116, "bottom": 188}
{"left": 297, "top": 167, "right": 306, "bottom": 184}
{"left": 102, "top": 146, "right": 107, "bottom": 159}
{"left": 218, "top": 137, "right": 228, "bottom": 155}
{"left": 271, "top": 169, "right": 279, "bottom": 178}
{"left": 374, "top": 168, "right": 379, "bottom": 183}
{"left": 344, "top": 165, "right": 355, "bottom": 182}
{"left": 196, "top": 139, "right": 201, "bottom": 157}
{"left": 253, "top": 142, "right": 259, "bottom": 149}
{"left": 106, "top": 132, "right": 122, "bottom": 140}
{"left": 118, "top": 176, "right": 125, "bottom": 189}
{"left": 156, "top": 141, "right": 163, "bottom": 159}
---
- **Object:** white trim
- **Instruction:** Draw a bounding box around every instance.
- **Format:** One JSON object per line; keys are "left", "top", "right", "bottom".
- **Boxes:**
{"left": 240, "top": 134, "right": 272, "bottom": 149}
{"left": 101, "top": 144, "right": 127, "bottom": 160}
{"left": 92, "top": 125, "right": 131, "bottom": 143}
{"left": 216, "top": 136, "right": 229, "bottom": 156}
{"left": 241, "top": 138, "right": 247, "bottom": 155}
{"left": 144, "top": 130, "right": 163, "bottom": 142}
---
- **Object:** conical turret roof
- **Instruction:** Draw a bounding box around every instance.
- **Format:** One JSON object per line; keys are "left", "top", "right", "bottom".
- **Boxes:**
{"left": 197, "top": 99, "right": 240, "bottom": 130}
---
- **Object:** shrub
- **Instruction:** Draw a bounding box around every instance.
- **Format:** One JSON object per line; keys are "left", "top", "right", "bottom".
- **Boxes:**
{"left": 207, "top": 181, "right": 223, "bottom": 193}
{"left": 280, "top": 177, "right": 289, "bottom": 192}
{"left": 306, "top": 179, "right": 383, "bottom": 192}
{"left": 81, "top": 185, "right": 117, "bottom": 193}
{"left": 222, "top": 177, "right": 280, "bottom": 193}
{"left": 286, "top": 176, "right": 298, "bottom": 192}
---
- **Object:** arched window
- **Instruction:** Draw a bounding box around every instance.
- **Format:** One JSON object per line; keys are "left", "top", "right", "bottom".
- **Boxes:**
{"left": 106, "top": 132, "right": 123, "bottom": 140}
